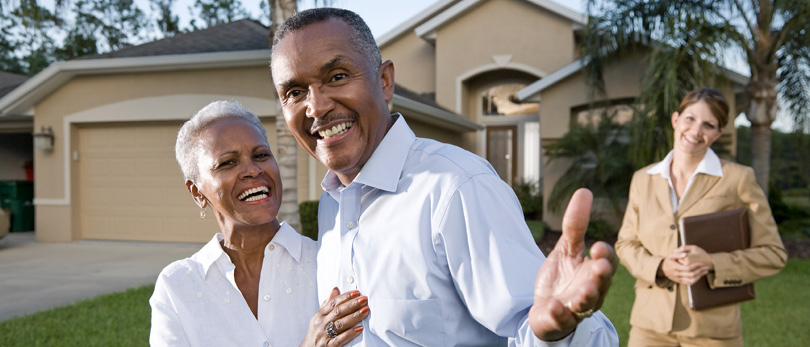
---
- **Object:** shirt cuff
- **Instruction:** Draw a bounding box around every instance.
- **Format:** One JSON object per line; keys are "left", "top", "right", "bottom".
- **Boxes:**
{"left": 530, "top": 311, "right": 619, "bottom": 347}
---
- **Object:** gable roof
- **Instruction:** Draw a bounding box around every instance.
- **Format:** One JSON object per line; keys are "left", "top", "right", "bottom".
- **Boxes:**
{"left": 515, "top": 58, "right": 750, "bottom": 102}
{"left": 413, "top": 0, "right": 586, "bottom": 42}
{"left": 0, "top": 71, "right": 29, "bottom": 99}
{"left": 0, "top": 19, "right": 478, "bottom": 132}
{"left": 392, "top": 83, "right": 482, "bottom": 131}
{"left": 79, "top": 19, "right": 270, "bottom": 60}
{"left": 376, "top": 0, "right": 457, "bottom": 48}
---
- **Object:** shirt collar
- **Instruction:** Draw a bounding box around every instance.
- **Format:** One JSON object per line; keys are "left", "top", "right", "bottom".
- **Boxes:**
{"left": 646, "top": 148, "right": 724, "bottom": 178}
{"left": 196, "top": 233, "right": 228, "bottom": 278}
{"left": 321, "top": 114, "right": 415, "bottom": 193}
{"left": 271, "top": 222, "right": 303, "bottom": 262}
{"left": 195, "top": 222, "right": 303, "bottom": 277}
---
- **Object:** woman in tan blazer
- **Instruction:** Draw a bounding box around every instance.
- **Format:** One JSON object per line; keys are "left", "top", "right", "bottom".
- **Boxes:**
{"left": 616, "top": 88, "right": 787, "bottom": 347}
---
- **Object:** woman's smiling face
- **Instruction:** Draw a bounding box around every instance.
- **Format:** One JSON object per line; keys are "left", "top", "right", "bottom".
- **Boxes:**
{"left": 191, "top": 117, "right": 282, "bottom": 228}
{"left": 671, "top": 100, "right": 723, "bottom": 157}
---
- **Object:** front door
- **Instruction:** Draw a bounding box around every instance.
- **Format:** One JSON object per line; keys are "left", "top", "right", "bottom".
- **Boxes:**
{"left": 486, "top": 126, "right": 517, "bottom": 186}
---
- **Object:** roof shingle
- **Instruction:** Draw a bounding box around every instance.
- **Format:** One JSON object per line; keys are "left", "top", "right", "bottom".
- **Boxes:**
{"left": 78, "top": 19, "right": 270, "bottom": 60}
{"left": 0, "top": 71, "right": 29, "bottom": 99}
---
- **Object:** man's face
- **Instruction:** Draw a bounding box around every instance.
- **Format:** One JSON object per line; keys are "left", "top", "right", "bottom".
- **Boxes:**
{"left": 271, "top": 18, "right": 395, "bottom": 185}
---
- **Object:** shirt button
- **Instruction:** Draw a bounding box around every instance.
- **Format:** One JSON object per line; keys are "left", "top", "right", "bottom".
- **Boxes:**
{"left": 224, "top": 299, "right": 230, "bottom": 304}
{"left": 263, "top": 342, "right": 269, "bottom": 347}
{"left": 346, "top": 275, "right": 355, "bottom": 283}
{"left": 670, "top": 224, "right": 676, "bottom": 230}
{"left": 346, "top": 221, "right": 355, "bottom": 229}
{"left": 268, "top": 244, "right": 275, "bottom": 251}
{"left": 197, "top": 292, "right": 203, "bottom": 298}
{"left": 286, "top": 288, "right": 292, "bottom": 294}
{"left": 263, "top": 294, "right": 271, "bottom": 301}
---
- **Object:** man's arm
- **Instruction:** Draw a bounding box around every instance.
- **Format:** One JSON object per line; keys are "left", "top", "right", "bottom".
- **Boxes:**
{"left": 529, "top": 189, "right": 619, "bottom": 344}
{"left": 437, "top": 176, "right": 617, "bottom": 346}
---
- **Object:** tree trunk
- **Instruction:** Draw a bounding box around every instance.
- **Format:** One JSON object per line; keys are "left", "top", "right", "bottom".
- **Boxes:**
{"left": 744, "top": 51, "right": 778, "bottom": 195}
{"left": 269, "top": 0, "right": 300, "bottom": 232}
{"left": 750, "top": 123, "right": 772, "bottom": 194}
{"left": 276, "top": 108, "right": 301, "bottom": 232}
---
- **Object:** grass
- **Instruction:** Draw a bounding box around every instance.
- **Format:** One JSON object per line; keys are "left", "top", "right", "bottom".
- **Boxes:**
{"left": 0, "top": 286, "right": 153, "bottom": 347}
{"left": 600, "top": 259, "right": 810, "bottom": 346}
{"left": 1, "top": 260, "right": 807, "bottom": 346}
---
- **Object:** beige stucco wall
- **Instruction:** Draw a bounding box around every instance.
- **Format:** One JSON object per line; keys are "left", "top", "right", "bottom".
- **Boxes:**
{"left": 31, "top": 65, "right": 301, "bottom": 241}
{"left": 434, "top": 0, "right": 577, "bottom": 113}
{"left": 381, "top": 32, "right": 437, "bottom": 95}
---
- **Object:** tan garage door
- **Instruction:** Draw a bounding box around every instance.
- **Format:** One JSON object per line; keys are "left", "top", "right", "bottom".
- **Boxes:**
{"left": 78, "top": 122, "right": 218, "bottom": 242}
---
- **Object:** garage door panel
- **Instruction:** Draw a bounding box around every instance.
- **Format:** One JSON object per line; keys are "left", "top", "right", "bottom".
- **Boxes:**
{"left": 79, "top": 123, "right": 218, "bottom": 242}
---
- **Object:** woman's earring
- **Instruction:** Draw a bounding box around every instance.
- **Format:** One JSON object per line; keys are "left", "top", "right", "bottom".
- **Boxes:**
{"left": 200, "top": 205, "right": 206, "bottom": 219}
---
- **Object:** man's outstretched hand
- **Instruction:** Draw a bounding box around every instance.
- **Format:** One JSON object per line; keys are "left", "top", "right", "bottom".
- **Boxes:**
{"left": 528, "top": 189, "right": 618, "bottom": 341}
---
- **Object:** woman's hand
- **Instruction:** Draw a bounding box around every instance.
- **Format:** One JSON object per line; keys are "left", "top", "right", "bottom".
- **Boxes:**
{"left": 661, "top": 249, "right": 709, "bottom": 285}
{"left": 300, "top": 287, "right": 369, "bottom": 347}
{"left": 677, "top": 245, "right": 714, "bottom": 271}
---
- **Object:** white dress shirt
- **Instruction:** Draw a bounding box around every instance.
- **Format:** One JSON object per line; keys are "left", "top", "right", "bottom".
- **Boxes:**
{"left": 646, "top": 148, "right": 724, "bottom": 213}
{"left": 150, "top": 222, "right": 318, "bottom": 347}
{"left": 316, "top": 115, "right": 618, "bottom": 346}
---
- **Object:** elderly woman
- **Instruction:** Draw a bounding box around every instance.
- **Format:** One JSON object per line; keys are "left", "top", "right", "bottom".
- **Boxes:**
{"left": 150, "top": 101, "right": 368, "bottom": 346}
{"left": 616, "top": 88, "right": 787, "bottom": 347}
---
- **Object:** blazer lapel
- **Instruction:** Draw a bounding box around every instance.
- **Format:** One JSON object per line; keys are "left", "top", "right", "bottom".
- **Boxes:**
{"left": 677, "top": 174, "right": 722, "bottom": 215}
{"left": 651, "top": 174, "right": 673, "bottom": 214}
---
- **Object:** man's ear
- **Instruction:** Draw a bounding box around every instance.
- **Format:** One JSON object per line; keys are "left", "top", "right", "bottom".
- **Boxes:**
{"left": 379, "top": 60, "right": 395, "bottom": 102}
{"left": 185, "top": 180, "right": 207, "bottom": 208}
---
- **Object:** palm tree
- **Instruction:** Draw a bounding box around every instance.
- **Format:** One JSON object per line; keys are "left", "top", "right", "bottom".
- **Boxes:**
{"left": 581, "top": 0, "right": 810, "bottom": 195}
{"left": 267, "top": 0, "right": 331, "bottom": 233}
{"left": 545, "top": 110, "right": 634, "bottom": 220}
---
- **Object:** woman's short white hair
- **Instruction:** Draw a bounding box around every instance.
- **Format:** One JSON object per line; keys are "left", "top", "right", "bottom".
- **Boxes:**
{"left": 175, "top": 101, "right": 268, "bottom": 181}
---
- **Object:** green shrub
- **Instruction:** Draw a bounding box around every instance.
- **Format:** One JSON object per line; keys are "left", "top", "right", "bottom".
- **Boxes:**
{"left": 587, "top": 218, "right": 615, "bottom": 239}
{"left": 299, "top": 200, "right": 319, "bottom": 241}
{"left": 525, "top": 220, "right": 547, "bottom": 244}
{"left": 769, "top": 184, "right": 810, "bottom": 238}
{"left": 513, "top": 180, "right": 543, "bottom": 220}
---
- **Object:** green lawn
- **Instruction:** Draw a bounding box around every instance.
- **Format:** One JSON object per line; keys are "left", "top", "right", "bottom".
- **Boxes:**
{"left": 1, "top": 260, "right": 808, "bottom": 346}
{"left": 601, "top": 259, "right": 810, "bottom": 346}
{"left": 0, "top": 286, "right": 152, "bottom": 347}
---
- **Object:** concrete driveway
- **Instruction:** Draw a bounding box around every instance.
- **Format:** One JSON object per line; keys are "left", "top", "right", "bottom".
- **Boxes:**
{"left": 0, "top": 232, "right": 202, "bottom": 321}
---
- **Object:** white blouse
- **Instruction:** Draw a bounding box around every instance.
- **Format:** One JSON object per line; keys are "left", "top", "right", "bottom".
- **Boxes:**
{"left": 150, "top": 223, "right": 319, "bottom": 347}
{"left": 646, "top": 148, "right": 724, "bottom": 213}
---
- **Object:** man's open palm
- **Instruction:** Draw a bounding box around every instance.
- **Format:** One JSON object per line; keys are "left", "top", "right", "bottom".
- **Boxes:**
{"left": 528, "top": 189, "right": 618, "bottom": 341}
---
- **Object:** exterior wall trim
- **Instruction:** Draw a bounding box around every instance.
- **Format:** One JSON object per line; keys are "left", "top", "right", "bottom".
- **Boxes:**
{"left": 415, "top": 0, "right": 586, "bottom": 41}
{"left": 455, "top": 63, "right": 547, "bottom": 113}
{"left": 376, "top": 0, "right": 456, "bottom": 48}
{"left": 0, "top": 50, "right": 273, "bottom": 115}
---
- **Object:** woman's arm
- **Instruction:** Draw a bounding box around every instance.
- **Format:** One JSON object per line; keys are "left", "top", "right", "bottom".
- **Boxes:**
{"left": 615, "top": 173, "right": 670, "bottom": 287}
{"left": 707, "top": 166, "right": 788, "bottom": 287}
{"left": 149, "top": 275, "right": 190, "bottom": 346}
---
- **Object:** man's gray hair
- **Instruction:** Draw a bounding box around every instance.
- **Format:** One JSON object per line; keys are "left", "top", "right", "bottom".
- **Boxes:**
{"left": 271, "top": 8, "right": 382, "bottom": 70}
{"left": 175, "top": 100, "right": 268, "bottom": 181}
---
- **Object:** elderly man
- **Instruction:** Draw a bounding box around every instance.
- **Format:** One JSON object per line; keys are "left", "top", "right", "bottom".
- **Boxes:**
{"left": 270, "top": 8, "right": 619, "bottom": 346}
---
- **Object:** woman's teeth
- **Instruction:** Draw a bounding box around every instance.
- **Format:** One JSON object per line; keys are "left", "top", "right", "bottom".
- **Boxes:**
{"left": 238, "top": 186, "right": 269, "bottom": 201}
{"left": 319, "top": 122, "right": 352, "bottom": 139}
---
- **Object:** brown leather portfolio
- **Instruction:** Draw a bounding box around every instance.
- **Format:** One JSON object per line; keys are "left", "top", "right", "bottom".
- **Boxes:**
{"left": 678, "top": 208, "right": 755, "bottom": 310}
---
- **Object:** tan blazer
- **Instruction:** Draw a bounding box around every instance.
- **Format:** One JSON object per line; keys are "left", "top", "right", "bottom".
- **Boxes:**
{"left": 616, "top": 160, "right": 787, "bottom": 338}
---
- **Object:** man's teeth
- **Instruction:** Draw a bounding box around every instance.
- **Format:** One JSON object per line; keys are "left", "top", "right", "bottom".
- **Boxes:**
{"left": 318, "top": 122, "right": 352, "bottom": 139}
{"left": 238, "top": 186, "right": 269, "bottom": 201}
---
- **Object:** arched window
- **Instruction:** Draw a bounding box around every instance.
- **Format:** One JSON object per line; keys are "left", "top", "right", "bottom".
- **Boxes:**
{"left": 481, "top": 83, "right": 538, "bottom": 116}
